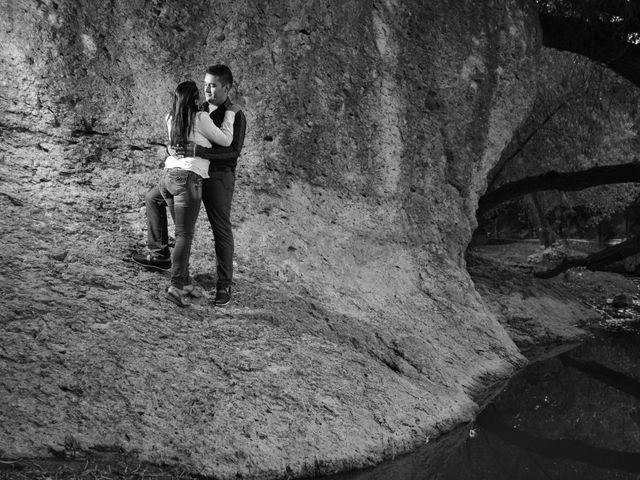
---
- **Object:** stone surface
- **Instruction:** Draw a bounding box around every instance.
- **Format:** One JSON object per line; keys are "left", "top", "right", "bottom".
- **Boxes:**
{"left": 469, "top": 242, "right": 640, "bottom": 361}
{"left": 612, "top": 293, "right": 635, "bottom": 308}
{"left": 0, "top": 0, "right": 540, "bottom": 478}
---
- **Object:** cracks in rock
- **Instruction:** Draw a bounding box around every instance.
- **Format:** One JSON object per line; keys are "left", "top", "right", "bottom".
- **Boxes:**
{"left": 129, "top": 143, "right": 162, "bottom": 152}
{"left": 0, "top": 192, "right": 24, "bottom": 206}
{"left": 306, "top": 302, "right": 425, "bottom": 379}
{"left": 0, "top": 122, "right": 79, "bottom": 145}
{"left": 376, "top": 354, "right": 404, "bottom": 375}
{"left": 58, "top": 384, "right": 84, "bottom": 396}
{"left": 313, "top": 309, "right": 403, "bottom": 374}
{"left": 1, "top": 122, "right": 160, "bottom": 153}
{"left": 70, "top": 129, "right": 109, "bottom": 137}
{"left": 389, "top": 343, "right": 426, "bottom": 375}
{"left": 208, "top": 357, "right": 234, "bottom": 378}
{"left": 372, "top": 332, "right": 407, "bottom": 375}
{"left": 372, "top": 332, "right": 435, "bottom": 380}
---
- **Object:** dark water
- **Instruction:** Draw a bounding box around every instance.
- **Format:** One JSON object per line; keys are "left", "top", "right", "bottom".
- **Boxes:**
{"left": 319, "top": 331, "right": 640, "bottom": 480}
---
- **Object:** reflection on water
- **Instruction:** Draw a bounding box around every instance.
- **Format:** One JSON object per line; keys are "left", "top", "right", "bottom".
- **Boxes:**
{"left": 441, "top": 331, "right": 640, "bottom": 480}
{"left": 318, "top": 332, "right": 640, "bottom": 480}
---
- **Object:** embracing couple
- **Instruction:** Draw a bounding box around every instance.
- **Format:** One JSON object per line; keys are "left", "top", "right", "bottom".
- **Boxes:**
{"left": 133, "top": 64, "right": 247, "bottom": 308}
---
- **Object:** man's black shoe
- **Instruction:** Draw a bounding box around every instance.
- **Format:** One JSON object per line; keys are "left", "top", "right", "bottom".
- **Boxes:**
{"left": 214, "top": 287, "right": 232, "bottom": 306}
{"left": 132, "top": 252, "right": 171, "bottom": 271}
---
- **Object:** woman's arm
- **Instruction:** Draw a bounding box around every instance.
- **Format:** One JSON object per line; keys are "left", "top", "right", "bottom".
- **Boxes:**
{"left": 165, "top": 114, "right": 173, "bottom": 154}
{"left": 198, "top": 111, "right": 235, "bottom": 147}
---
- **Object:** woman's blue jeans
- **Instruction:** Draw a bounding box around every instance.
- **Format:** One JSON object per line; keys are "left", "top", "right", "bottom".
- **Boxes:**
{"left": 158, "top": 168, "right": 202, "bottom": 290}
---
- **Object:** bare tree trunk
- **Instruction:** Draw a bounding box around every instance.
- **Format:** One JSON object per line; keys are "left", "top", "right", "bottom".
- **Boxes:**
{"left": 529, "top": 192, "right": 557, "bottom": 247}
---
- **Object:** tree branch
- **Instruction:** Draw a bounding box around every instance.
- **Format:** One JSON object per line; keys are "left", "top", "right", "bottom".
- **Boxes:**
{"left": 486, "top": 102, "right": 567, "bottom": 192}
{"left": 478, "top": 160, "right": 640, "bottom": 216}
{"left": 534, "top": 234, "right": 640, "bottom": 278}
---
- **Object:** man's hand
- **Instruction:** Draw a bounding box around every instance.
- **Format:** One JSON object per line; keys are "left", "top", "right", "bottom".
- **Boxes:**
{"left": 167, "top": 144, "right": 182, "bottom": 158}
{"left": 227, "top": 104, "right": 241, "bottom": 114}
{"left": 167, "top": 142, "right": 196, "bottom": 158}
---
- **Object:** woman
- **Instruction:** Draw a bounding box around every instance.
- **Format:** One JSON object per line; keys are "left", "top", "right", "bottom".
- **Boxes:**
{"left": 160, "top": 80, "right": 238, "bottom": 307}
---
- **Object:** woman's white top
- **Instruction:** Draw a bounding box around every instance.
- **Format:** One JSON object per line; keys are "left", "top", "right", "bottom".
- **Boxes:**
{"left": 165, "top": 110, "right": 235, "bottom": 178}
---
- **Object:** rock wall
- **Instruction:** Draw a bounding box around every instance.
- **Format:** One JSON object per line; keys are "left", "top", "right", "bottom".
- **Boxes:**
{"left": 0, "top": 0, "right": 540, "bottom": 478}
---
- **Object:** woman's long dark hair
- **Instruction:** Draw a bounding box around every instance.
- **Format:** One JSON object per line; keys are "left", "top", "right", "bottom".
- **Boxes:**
{"left": 169, "top": 80, "right": 199, "bottom": 146}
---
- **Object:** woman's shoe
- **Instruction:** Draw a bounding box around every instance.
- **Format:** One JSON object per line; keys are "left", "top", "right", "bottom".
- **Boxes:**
{"left": 132, "top": 252, "right": 171, "bottom": 271}
{"left": 165, "top": 285, "right": 191, "bottom": 307}
{"left": 183, "top": 284, "right": 206, "bottom": 298}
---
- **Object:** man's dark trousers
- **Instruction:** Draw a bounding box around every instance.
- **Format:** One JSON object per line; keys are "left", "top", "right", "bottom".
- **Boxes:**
{"left": 202, "top": 168, "right": 235, "bottom": 290}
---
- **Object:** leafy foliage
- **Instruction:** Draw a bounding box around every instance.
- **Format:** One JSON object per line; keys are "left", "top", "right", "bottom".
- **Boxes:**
{"left": 537, "top": 0, "right": 640, "bottom": 88}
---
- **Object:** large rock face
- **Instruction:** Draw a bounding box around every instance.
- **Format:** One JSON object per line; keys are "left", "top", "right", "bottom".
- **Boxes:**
{"left": 0, "top": 0, "right": 540, "bottom": 478}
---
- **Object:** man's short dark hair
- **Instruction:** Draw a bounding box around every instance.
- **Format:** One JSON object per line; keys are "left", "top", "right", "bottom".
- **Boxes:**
{"left": 206, "top": 64, "right": 233, "bottom": 87}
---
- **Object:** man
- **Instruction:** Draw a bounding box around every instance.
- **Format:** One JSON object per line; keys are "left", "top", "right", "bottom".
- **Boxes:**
{"left": 133, "top": 64, "right": 247, "bottom": 307}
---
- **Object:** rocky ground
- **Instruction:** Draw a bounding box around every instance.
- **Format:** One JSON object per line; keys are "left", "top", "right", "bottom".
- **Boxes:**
{"left": 3, "top": 231, "right": 637, "bottom": 479}
{"left": 0, "top": 128, "right": 520, "bottom": 479}
{"left": 468, "top": 240, "right": 640, "bottom": 360}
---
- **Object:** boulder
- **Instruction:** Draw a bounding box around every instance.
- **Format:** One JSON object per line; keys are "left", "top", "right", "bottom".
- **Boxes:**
{"left": 612, "top": 293, "right": 635, "bottom": 308}
{"left": 0, "top": 0, "right": 540, "bottom": 478}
